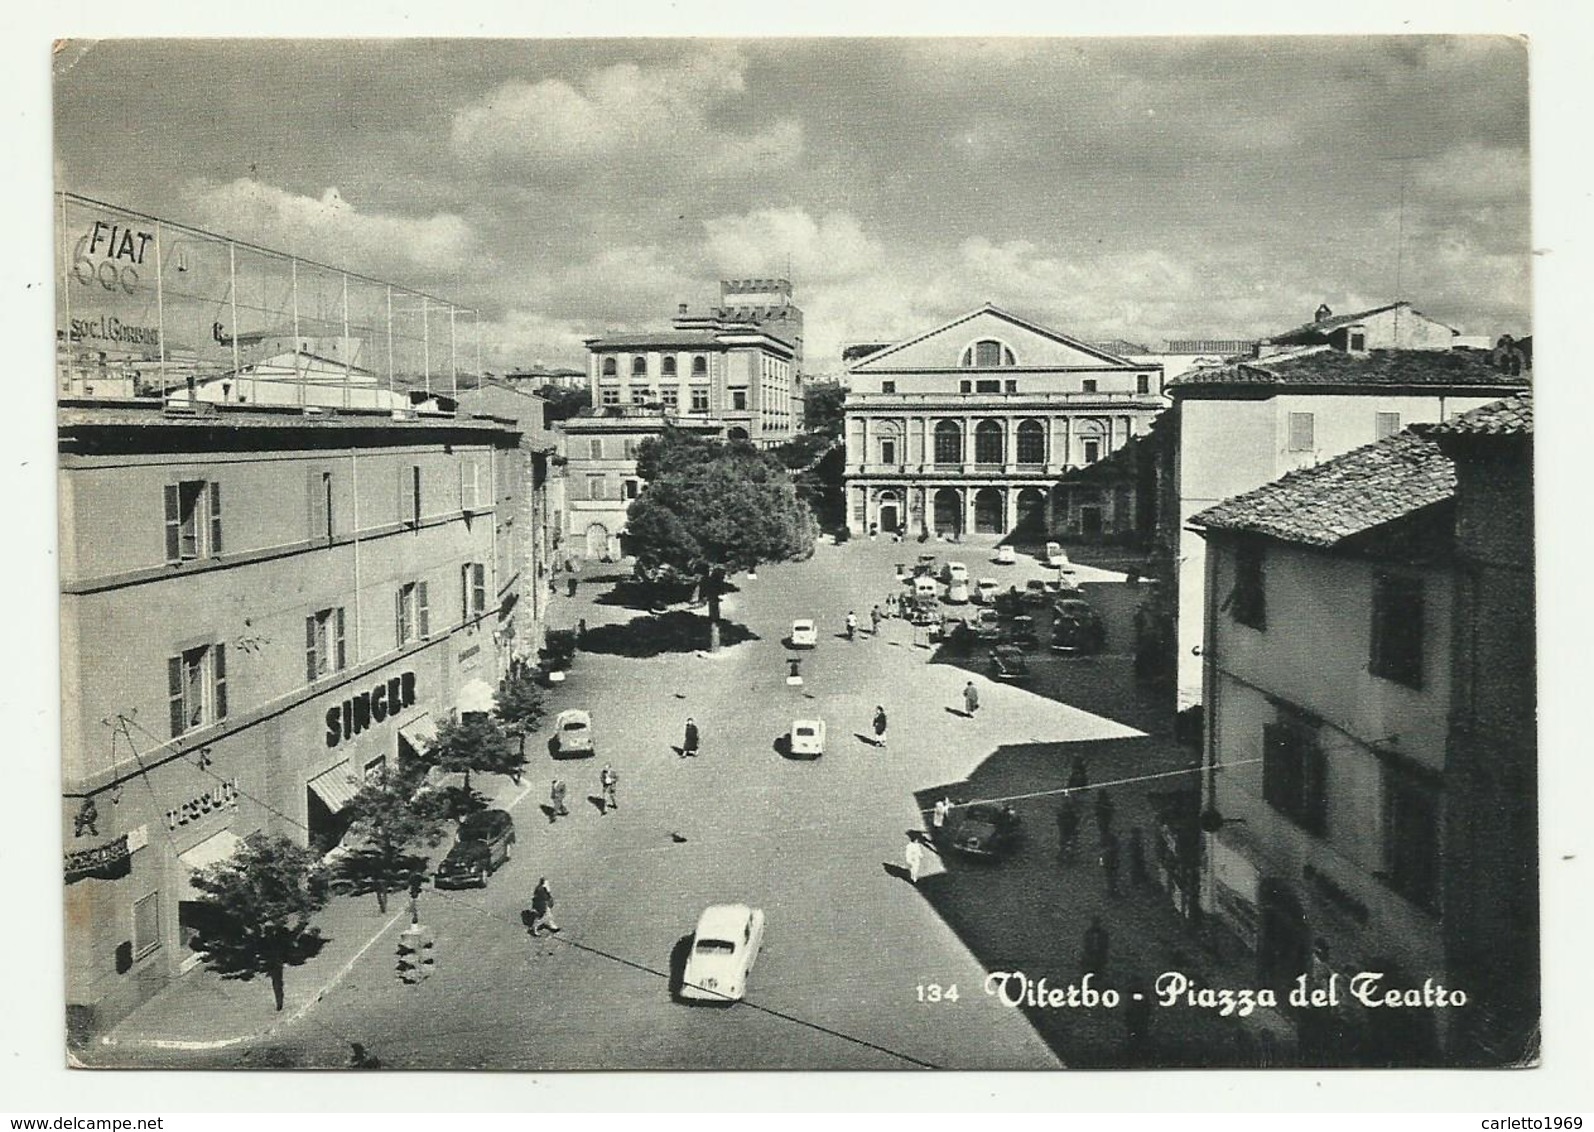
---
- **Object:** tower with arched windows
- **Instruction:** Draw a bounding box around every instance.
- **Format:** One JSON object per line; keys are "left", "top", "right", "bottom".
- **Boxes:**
{"left": 841, "top": 304, "right": 1167, "bottom": 539}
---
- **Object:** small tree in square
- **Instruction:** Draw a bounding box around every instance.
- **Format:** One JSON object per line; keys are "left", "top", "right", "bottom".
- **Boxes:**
{"left": 423, "top": 711, "right": 521, "bottom": 794}
{"left": 340, "top": 776, "right": 446, "bottom": 913}
{"left": 494, "top": 669, "right": 547, "bottom": 768}
{"left": 187, "top": 833, "right": 329, "bottom": 1012}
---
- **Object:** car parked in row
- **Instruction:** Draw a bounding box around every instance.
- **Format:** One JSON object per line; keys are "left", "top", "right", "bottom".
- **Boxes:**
{"left": 679, "top": 904, "right": 766, "bottom": 1004}
{"left": 434, "top": 809, "right": 517, "bottom": 889}
{"left": 989, "top": 644, "right": 1031, "bottom": 682}
{"left": 994, "top": 544, "right": 1017, "bottom": 565}
{"left": 1050, "top": 598, "right": 1107, "bottom": 654}
{"left": 945, "top": 562, "right": 970, "bottom": 586}
{"left": 947, "top": 804, "right": 1024, "bottom": 861}
{"left": 1044, "top": 541, "right": 1070, "bottom": 570}
{"left": 974, "top": 578, "right": 1001, "bottom": 604}
{"left": 553, "top": 708, "right": 594, "bottom": 757}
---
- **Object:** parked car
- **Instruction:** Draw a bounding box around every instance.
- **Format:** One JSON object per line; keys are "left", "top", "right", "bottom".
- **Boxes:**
{"left": 1044, "top": 542, "right": 1070, "bottom": 570}
{"left": 434, "top": 809, "right": 516, "bottom": 889}
{"left": 913, "top": 554, "right": 940, "bottom": 578}
{"left": 989, "top": 644, "right": 1032, "bottom": 682}
{"left": 679, "top": 904, "right": 766, "bottom": 1003}
{"left": 905, "top": 595, "right": 941, "bottom": 625}
{"left": 789, "top": 719, "right": 826, "bottom": 758}
{"left": 974, "top": 578, "right": 1001, "bottom": 604}
{"left": 946, "top": 579, "right": 970, "bottom": 604}
{"left": 553, "top": 708, "right": 594, "bottom": 757}
{"left": 970, "top": 607, "right": 1004, "bottom": 642}
{"left": 1044, "top": 574, "right": 1083, "bottom": 597}
{"left": 1004, "top": 615, "right": 1039, "bottom": 649}
{"left": 945, "top": 562, "right": 970, "bottom": 585}
{"left": 948, "top": 803, "right": 1024, "bottom": 860}
{"left": 914, "top": 575, "right": 941, "bottom": 602}
{"left": 1051, "top": 598, "right": 1107, "bottom": 654}
{"left": 789, "top": 619, "right": 818, "bottom": 648}
{"left": 538, "top": 628, "right": 578, "bottom": 684}
{"left": 1022, "top": 579, "right": 1051, "bottom": 606}
{"left": 993, "top": 588, "right": 1027, "bottom": 620}
{"left": 994, "top": 544, "right": 1017, "bottom": 565}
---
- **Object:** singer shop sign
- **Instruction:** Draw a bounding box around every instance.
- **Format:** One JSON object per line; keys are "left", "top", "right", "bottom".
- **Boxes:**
{"left": 326, "top": 671, "right": 418, "bottom": 748}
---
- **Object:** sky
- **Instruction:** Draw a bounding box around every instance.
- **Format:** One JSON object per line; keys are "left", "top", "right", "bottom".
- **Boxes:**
{"left": 53, "top": 36, "right": 1531, "bottom": 372}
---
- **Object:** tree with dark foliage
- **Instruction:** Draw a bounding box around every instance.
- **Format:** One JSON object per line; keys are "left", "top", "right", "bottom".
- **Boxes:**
{"left": 187, "top": 834, "right": 328, "bottom": 1012}
{"left": 629, "top": 428, "right": 817, "bottom": 650}
{"left": 494, "top": 668, "right": 547, "bottom": 764}
{"left": 423, "top": 712, "right": 522, "bottom": 794}
{"left": 340, "top": 776, "right": 446, "bottom": 913}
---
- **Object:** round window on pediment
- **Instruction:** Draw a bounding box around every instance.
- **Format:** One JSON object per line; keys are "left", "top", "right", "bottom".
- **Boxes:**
{"left": 961, "top": 339, "right": 1016, "bottom": 367}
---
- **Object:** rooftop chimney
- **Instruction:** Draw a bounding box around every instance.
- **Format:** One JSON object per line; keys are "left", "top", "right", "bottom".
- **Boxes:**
{"left": 678, "top": 303, "right": 688, "bottom": 316}
{"left": 1315, "top": 304, "right": 1333, "bottom": 323}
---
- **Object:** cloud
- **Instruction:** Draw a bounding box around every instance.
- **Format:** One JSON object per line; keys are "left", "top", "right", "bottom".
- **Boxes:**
{"left": 477, "top": 309, "right": 597, "bottom": 371}
{"left": 178, "top": 179, "right": 475, "bottom": 274}
{"left": 702, "top": 208, "right": 883, "bottom": 281}
{"left": 450, "top": 46, "right": 802, "bottom": 174}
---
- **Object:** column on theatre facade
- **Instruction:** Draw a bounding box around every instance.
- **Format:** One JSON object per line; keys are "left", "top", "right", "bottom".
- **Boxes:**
{"left": 1003, "top": 483, "right": 1020, "bottom": 532}
{"left": 963, "top": 415, "right": 974, "bottom": 466}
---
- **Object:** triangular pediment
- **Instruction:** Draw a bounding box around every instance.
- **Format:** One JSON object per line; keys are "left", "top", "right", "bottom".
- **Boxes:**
{"left": 850, "top": 305, "right": 1135, "bottom": 371}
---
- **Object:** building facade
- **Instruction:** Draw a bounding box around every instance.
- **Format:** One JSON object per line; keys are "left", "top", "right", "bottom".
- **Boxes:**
{"left": 558, "top": 408, "right": 726, "bottom": 561}
{"left": 1156, "top": 343, "right": 1529, "bottom": 711}
{"left": 60, "top": 400, "right": 522, "bottom": 1042}
{"left": 842, "top": 305, "right": 1167, "bottom": 538}
{"left": 1192, "top": 430, "right": 1463, "bottom": 1064}
{"left": 1261, "top": 301, "right": 1459, "bottom": 356}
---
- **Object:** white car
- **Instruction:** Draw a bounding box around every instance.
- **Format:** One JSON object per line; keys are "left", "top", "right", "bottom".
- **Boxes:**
{"left": 789, "top": 719, "right": 826, "bottom": 758}
{"left": 1045, "top": 542, "right": 1070, "bottom": 570}
{"left": 553, "top": 709, "right": 593, "bottom": 757}
{"left": 789, "top": 619, "right": 818, "bottom": 648}
{"left": 945, "top": 562, "right": 969, "bottom": 585}
{"left": 680, "top": 904, "right": 766, "bottom": 1003}
{"left": 946, "top": 579, "right": 970, "bottom": 604}
{"left": 974, "top": 578, "right": 1001, "bottom": 604}
{"left": 994, "top": 544, "right": 1017, "bottom": 565}
{"left": 913, "top": 575, "right": 940, "bottom": 601}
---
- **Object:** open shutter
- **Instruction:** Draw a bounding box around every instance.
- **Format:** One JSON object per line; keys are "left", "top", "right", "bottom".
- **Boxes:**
{"left": 163, "top": 484, "right": 181, "bottom": 564}
{"left": 462, "top": 564, "right": 471, "bottom": 623}
{"left": 308, "top": 469, "right": 328, "bottom": 542}
{"left": 398, "top": 465, "right": 409, "bottom": 526}
{"left": 212, "top": 643, "right": 227, "bottom": 720}
{"left": 334, "top": 607, "right": 346, "bottom": 670}
{"left": 417, "top": 582, "right": 430, "bottom": 638}
{"left": 306, "top": 614, "right": 319, "bottom": 682}
{"left": 168, "top": 655, "right": 185, "bottom": 737}
{"left": 474, "top": 563, "right": 487, "bottom": 615}
{"left": 208, "top": 482, "right": 223, "bottom": 555}
{"left": 395, "top": 588, "right": 404, "bottom": 645}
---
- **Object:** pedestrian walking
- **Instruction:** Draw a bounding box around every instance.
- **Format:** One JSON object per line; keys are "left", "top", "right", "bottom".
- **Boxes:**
{"left": 682, "top": 717, "right": 700, "bottom": 758}
{"left": 407, "top": 873, "right": 424, "bottom": 926}
{"left": 931, "top": 796, "right": 951, "bottom": 839}
{"left": 530, "top": 877, "right": 561, "bottom": 935}
{"left": 1068, "top": 754, "right": 1089, "bottom": 792}
{"left": 1129, "top": 826, "right": 1150, "bottom": 887}
{"left": 1082, "top": 915, "right": 1109, "bottom": 978}
{"left": 1094, "top": 788, "right": 1116, "bottom": 844}
{"left": 567, "top": 575, "right": 579, "bottom": 597}
{"left": 599, "top": 764, "right": 619, "bottom": 812}
{"left": 904, "top": 834, "right": 924, "bottom": 884}
{"left": 845, "top": 610, "right": 858, "bottom": 640}
{"left": 962, "top": 681, "right": 980, "bottom": 715}
{"left": 550, "top": 778, "right": 568, "bottom": 819}
{"left": 872, "top": 705, "right": 889, "bottom": 748}
{"left": 1055, "top": 794, "right": 1081, "bottom": 861}
{"left": 871, "top": 605, "right": 883, "bottom": 635}
{"left": 1101, "top": 831, "right": 1122, "bottom": 896}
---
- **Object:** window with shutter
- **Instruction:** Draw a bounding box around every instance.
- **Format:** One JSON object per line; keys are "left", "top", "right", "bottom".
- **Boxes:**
{"left": 473, "top": 564, "right": 487, "bottom": 616}
{"left": 208, "top": 482, "right": 222, "bottom": 555}
{"left": 163, "top": 484, "right": 181, "bottom": 563}
{"left": 168, "top": 655, "right": 185, "bottom": 737}
{"left": 308, "top": 469, "right": 332, "bottom": 542}
{"left": 212, "top": 643, "right": 226, "bottom": 720}
{"left": 417, "top": 581, "right": 429, "bottom": 637}
{"left": 1371, "top": 573, "right": 1425, "bottom": 688}
{"left": 306, "top": 615, "right": 319, "bottom": 682}
{"left": 1262, "top": 718, "right": 1325, "bottom": 834}
{"left": 1288, "top": 412, "right": 1316, "bottom": 452}
{"left": 334, "top": 607, "right": 346, "bottom": 670}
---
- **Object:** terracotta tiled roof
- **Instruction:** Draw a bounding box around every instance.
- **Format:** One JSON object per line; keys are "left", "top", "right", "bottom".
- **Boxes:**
{"left": 1169, "top": 346, "right": 1527, "bottom": 391}
{"left": 1419, "top": 391, "right": 1533, "bottom": 437}
{"left": 584, "top": 330, "right": 724, "bottom": 349}
{"left": 1190, "top": 431, "right": 1456, "bottom": 549}
{"left": 1267, "top": 301, "right": 1455, "bottom": 341}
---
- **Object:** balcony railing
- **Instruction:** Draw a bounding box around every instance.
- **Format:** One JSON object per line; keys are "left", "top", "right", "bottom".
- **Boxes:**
{"left": 845, "top": 389, "right": 1163, "bottom": 406}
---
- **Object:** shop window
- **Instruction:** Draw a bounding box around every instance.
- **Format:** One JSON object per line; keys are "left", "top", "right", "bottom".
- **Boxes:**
{"left": 1376, "top": 411, "right": 1401, "bottom": 440}
{"left": 396, "top": 580, "right": 430, "bottom": 646}
{"left": 461, "top": 563, "right": 487, "bottom": 621}
{"left": 691, "top": 387, "right": 710, "bottom": 412}
{"left": 397, "top": 464, "right": 421, "bottom": 527}
{"left": 305, "top": 607, "right": 347, "bottom": 682}
{"left": 132, "top": 891, "right": 161, "bottom": 960}
{"left": 1226, "top": 542, "right": 1267, "bottom": 629}
{"left": 1263, "top": 719, "right": 1326, "bottom": 835}
{"left": 1288, "top": 412, "right": 1316, "bottom": 452}
{"left": 168, "top": 643, "right": 227, "bottom": 738}
{"left": 600, "top": 389, "right": 620, "bottom": 406}
{"left": 307, "top": 470, "right": 333, "bottom": 543}
{"left": 1383, "top": 759, "right": 1441, "bottom": 911}
{"left": 1371, "top": 573, "right": 1425, "bottom": 688}
{"left": 164, "top": 479, "right": 222, "bottom": 563}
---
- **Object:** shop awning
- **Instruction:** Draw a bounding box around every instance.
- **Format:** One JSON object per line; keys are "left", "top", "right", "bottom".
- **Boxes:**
{"left": 179, "top": 829, "right": 244, "bottom": 896}
{"left": 397, "top": 712, "right": 437, "bottom": 755}
{"left": 456, "top": 679, "right": 497, "bottom": 716}
{"left": 307, "top": 762, "right": 360, "bottom": 813}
